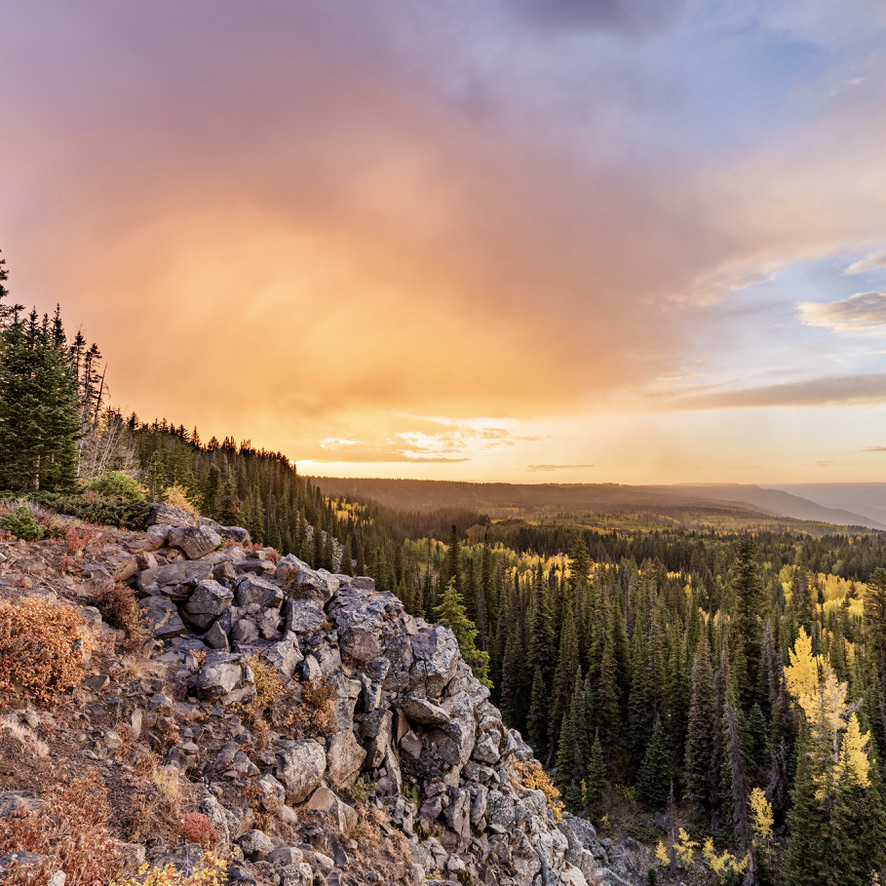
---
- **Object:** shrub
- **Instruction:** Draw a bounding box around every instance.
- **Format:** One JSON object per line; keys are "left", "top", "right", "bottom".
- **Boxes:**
{"left": 177, "top": 812, "right": 217, "bottom": 850}
{"left": 0, "top": 504, "right": 44, "bottom": 541}
{"left": 0, "top": 767, "right": 124, "bottom": 886}
{"left": 112, "top": 854, "right": 228, "bottom": 886}
{"left": 162, "top": 484, "right": 200, "bottom": 520}
{"left": 90, "top": 580, "right": 150, "bottom": 650}
{"left": 62, "top": 522, "right": 103, "bottom": 558}
{"left": 87, "top": 470, "right": 144, "bottom": 500}
{"left": 237, "top": 658, "right": 335, "bottom": 739}
{"left": 512, "top": 760, "right": 565, "bottom": 823}
{"left": 28, "top": 491, "right": 152, "bottom": 529}
{"left": 0, "top": 597, "right": 90, "bottom": 706}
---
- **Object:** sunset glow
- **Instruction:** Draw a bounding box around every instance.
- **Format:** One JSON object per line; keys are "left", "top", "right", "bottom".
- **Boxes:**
{"left": 2, "top": 2, "right": 886, "bottom": 483}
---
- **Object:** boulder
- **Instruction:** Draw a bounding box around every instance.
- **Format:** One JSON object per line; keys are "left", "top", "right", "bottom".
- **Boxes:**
{"left": 398, "top": 692, "right": 452, "bottom": 727}
{"left": 275, "top": 555, "right": 339, "bottom": 601}
{"left": 183, "top": 580, "right": 233, "bottom": 630}
{"left": 236, "top": 829, "right": 275, "bottom": 861}
{"left": 255, "top": 635, "right": 303, "bottom": 678}
{"left": 220, "top": 526, "right": 251, "bottom": 544}
{"left": 234, "top": 574, "right": 284, "bottom": 609}
{"left": 146, "top": 503, "right": 196, "bottom": 527}
{"left": 283, "top": 599, "right": 327, "bottom": 634}
{"left": 277, "top": 741, "right": 327, "bottom": 804}
{"left": 409, "top": 627, "right": 460, "bottom": 697}
{"left": 168, "top": 526, "right": 222, "bottom": 560}
{"left": 362, "top": 709, "right": 393, "bottom": 769}
{"left": 138, "top": 595, "right": 187, "bottom": 639}
{"left": 192, "top": 652, "right": 253, "bottom": 702}
{"left": 326, "top": 730, "right": 367, "bottom": 789}
{"left": 137, "top": 561, "right": 215, "bottom": 596}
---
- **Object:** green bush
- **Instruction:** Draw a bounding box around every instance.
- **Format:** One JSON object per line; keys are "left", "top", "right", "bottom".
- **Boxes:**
{"left": 87, "top": 471, "right": 144, "bottom": 501}
{"left": 0, "top": 505, "right": 45, "bottom": 541}
{"left": 27, "top": 492, "right": 152, "bottom": 530}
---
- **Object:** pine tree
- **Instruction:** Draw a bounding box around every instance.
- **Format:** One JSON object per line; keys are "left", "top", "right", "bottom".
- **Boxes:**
{"left": 435, "top": 578, "right": 491, "bottom": 688}
{"left": 527, "top": 667, "right": 549, "bottom": 757}
{"left": 0, "top": 309, "right": 82, "bottom": 490}
{"left": 584, "top": 730, "right": 608, "bottom": 816}
{"left": 637, "top": 717, "right": 672, "bottom": 812}
{"left": 685, "top": 636, "right": 718, "bottom": 828}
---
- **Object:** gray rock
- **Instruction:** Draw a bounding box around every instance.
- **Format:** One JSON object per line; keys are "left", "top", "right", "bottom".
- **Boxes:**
{"left": 268, "top": 847, "right": 304, "bottom": 867}
{"left": 220, "top": 526, "right": 251, "bottom": 545}
{"left": 284, "top": 599, "right": 327, "bottom": 634}
{"left": 278, "top": 863, "right": 314, "bottom": 886}
{"left": 399, "top": 692, "right": 452, "bottom": 727}
{"left": 400, "top": 730, "right": 423, "bottom": 760}
{"left": 236, "top": 829, "right": 275, "bottom": 861}
{"left": 256, "top": 634, "right": 303, "bottom": 678}
{"left": 205, "top": 620, "right": 230, "bottom": 650}
{"left": 409, "top": 627, "right": 460, "bottom": 697}
{"left": 192, "top": 652, "right": 253, "bottom": 701}
{"left": 197, "top": 794, "right": 239, "bottom": 848}
{"left": 147, "top": 503, "right": 196, "bottom": 527}
{"left": 183, "top": 579, "right": 233, "bottom": 630}
{"left": 169, "top": 525, "right": 223, "bottom": 560}
{"left": 138, "top": 595, "right": 187, "bottom": 638}
{"left": 277, "top": 741, "right": 327, "bottom": 804}
{"left": 471, "top": 730, "right": 502, "bottom": 765}
{"left": 276, "top": 555, "right": 339, "bottom": 601}
{"left": 137, "top": 560, "right": 215, "bottom": 596}
{"left": 235, "top": 574, "right": 284, "bottom": 609}
{"left": 362, "top": 709, "right": 393, "bottom": 769}
{"left": 326, "top": 730, "right": 367, "bottom": 789}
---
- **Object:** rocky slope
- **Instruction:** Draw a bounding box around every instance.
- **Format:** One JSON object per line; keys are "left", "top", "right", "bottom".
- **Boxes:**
{"left": 0, "top": 505, "right": 648, "bottom": 886}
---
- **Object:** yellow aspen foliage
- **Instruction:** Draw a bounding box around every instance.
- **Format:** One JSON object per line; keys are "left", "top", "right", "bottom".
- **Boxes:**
{"left": 655, "top": 841, "right": 670, "bottom": 866}
{"left": 785, "top": 627, "right": 872, "bottom": 796}
{"left": 838, "top": 713, "right": 871, "bottom": 787}
{"left": 674, "top": 828, "right": 698, "bottom": 867}
{"left": 701, "top": 838, "right": 747, "bottom": 879}
{"left": 784, "top": 627, "right": 820, "bottom": 707}
{"left": 749, "top": 787, "right": 773, "bottom": 844}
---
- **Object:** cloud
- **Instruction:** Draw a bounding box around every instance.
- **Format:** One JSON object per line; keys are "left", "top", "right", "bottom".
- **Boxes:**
{"left": 667, "top": 374, "right": 886, "bottom": 410}
{"left": 526, "top": 463, "right": 595, "bottom": 472}
{"left": 864, "top": 446, "right": 886, "bottom": 452}
{"left": 845, "top": 250, "right": 886, "bottom": 275}
{"left": 798, "top": 291, "right": 886, "bottom": 331}
{"left": 513, "top": 0, "right": 691, "bottom": 38}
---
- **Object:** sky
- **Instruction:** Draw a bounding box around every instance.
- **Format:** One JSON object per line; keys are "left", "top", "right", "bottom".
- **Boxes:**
{"left": 1, "top": 0, "right": 886, "bottom": 484}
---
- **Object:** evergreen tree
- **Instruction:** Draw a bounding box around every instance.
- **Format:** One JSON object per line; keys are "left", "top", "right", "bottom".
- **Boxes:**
{"left": 637, "top": 718, "right": 671, "bottom": 812}
{"left": 584, "top": 730, "right": 608, "bottom": 816}
{"left": 527, "top": 667, "right": 549, "bottom": 757}
{"left": 435, "top": 578, "right": 491, "bottom": 688}
{"left": 685, "top": 635, "right": 718, "bottom": 828}
{"left": 0, "top": 309, "right": 82, "bottom": 490}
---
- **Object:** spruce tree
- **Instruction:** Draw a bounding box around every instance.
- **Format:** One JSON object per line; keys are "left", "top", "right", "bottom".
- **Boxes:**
{"left": 435, "top": 578, "right": 491, "bottom": 688}
{"left": 685, "top": 636, "right": 718, "bottom": 828}
{"left": 527, "top": 667, "right": 549, "bottom": 757}
{"left": 637, "top": 718, "right": 671, "bottom": 812}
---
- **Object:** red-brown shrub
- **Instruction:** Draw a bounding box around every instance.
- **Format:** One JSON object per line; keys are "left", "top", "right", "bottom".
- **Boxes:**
{"left": 176, "top": 812, "right": 216, "bottom": 850}
{"left": 0, "top": 768, "right": 124, "bottom": 886}
{"left": 0, "top": 597, "right": 91, "bottom": 706}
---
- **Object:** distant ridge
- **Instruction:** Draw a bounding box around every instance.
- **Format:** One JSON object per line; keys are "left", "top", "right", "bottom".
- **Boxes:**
{"left": 663, "top": 484, "right": 885, "bottom": 531}
{"left": 311, "top": 477, "right": 886, "bottom": 531}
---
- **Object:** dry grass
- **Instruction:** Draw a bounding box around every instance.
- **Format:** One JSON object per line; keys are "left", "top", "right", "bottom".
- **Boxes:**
{"left": 0, "top": 715, "right": 49, "bottom": 758}
{"left": 0, "top": 767, "right": 124, "bottom": 886}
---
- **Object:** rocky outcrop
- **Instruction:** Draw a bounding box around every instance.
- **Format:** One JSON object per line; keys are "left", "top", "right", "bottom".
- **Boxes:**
{"left": 0, "top": 518, "right": 646, "bottom": 886}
